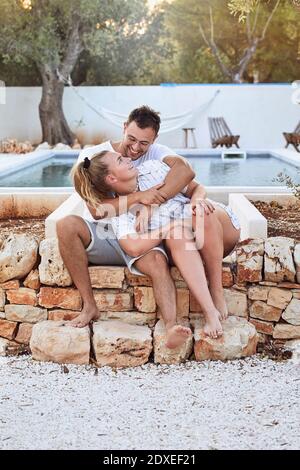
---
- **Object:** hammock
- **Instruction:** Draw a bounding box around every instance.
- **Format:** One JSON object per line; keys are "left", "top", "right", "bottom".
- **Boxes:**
{"left": 58, "top": 71, "right": 220, "bottom": 134}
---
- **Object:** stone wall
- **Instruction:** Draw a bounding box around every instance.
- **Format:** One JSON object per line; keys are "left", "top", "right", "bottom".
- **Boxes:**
{"left": 0, "top": 235, "right": 299, "bottom": 367}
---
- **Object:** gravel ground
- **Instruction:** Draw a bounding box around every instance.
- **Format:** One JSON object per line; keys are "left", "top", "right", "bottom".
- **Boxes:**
{"left": 0, "top": 355, "right": 299, "bottom": 450}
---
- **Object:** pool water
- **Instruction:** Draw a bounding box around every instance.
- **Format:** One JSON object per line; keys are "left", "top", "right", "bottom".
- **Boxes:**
{"left": 0, "top": 155, "right": 75, "bottom": 187}
{"left": 0, "top": 153, "right": 299, "bottom": 187}
{"left": 187, "top": 153, "right": 300, "bottom": 186}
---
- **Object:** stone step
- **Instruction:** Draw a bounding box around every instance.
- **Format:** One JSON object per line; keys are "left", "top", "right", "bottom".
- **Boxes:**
{"left": 28, "top": 317, "right": 259, "bottom": 367}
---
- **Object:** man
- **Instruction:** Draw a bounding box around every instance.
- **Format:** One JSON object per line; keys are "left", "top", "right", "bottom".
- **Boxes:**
{"left": 57, "top": 106, "right": 195, "bottom": 348}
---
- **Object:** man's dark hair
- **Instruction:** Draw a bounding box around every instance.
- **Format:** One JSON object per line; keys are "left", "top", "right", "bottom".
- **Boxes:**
{"left": 127, "top": 105, "right": 160, "bottom": 135}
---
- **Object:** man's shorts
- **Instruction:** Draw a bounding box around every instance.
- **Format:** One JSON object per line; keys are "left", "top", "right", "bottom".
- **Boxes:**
{"left": 83, "top": 219, "right": 168, "bottom": 276}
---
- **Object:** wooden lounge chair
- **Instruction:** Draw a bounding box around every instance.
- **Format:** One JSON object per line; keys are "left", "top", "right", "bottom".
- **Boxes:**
{"left": 208, "top": 117, "right": 240, "bottom": 148}
{"left": 283, "top": 121, "right": 300, "bottom": 152}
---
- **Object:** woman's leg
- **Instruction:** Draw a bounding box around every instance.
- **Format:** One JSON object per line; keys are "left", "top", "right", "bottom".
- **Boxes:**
{"left": 165, "top": 229, "right": 223, "bottom": 339}
{"left": 134, "top": 250, "right": 191, "bottom": 349}
{"left": 196, "top": 206, "right": 241, "bottom": 320}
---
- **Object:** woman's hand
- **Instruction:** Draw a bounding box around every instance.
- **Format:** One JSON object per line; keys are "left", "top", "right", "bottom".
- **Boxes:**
{"left": 138, "top": 183, "right": 167, "bottom": 205}
{"left": 191, "top": 197, "right": 215, "bottom": 216}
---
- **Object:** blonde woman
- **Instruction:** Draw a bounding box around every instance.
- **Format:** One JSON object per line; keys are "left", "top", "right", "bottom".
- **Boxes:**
{"left": 71, "top": 150, "right": 241, "bottom": 339}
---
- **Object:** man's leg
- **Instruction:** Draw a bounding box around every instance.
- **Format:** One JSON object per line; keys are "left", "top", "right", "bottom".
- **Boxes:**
{"left": 134, "top": 250, "right": 191, "bottom": 349}
{"left": 56, "top": 215, "right": 100, "bottom": 327}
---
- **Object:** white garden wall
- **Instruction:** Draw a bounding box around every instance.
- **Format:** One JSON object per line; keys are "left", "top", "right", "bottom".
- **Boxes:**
{"left": 0, "top": 84, "right": 299, "bottom": 149}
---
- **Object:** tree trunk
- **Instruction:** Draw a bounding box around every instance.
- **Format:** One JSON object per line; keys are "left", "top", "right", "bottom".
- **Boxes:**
{"left": 39, "top": 67, "right": 75, "bottom": 145}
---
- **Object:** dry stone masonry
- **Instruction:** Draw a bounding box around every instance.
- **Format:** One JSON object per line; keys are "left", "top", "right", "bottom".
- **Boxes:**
{"left": 0, "top": 234, "right": 299, "bottom": 367}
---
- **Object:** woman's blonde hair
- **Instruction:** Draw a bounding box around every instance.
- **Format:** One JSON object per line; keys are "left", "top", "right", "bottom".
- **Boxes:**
{"left": 70, "top": 150, "right": 112, "bottom": 209}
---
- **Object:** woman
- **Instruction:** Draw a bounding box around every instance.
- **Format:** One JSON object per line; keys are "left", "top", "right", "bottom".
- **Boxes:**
{"left": 71, "top": 150, "right": 241, "bottom": 339}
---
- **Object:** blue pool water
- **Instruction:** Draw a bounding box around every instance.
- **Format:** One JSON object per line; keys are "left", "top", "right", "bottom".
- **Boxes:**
{"left": 0, "top": 152, "right": 299, "bottom": 187}
{"left": 188, "top": 153, "right": 300, "bottom": 186}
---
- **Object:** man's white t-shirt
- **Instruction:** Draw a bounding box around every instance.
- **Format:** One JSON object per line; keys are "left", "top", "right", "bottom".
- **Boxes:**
{"left": 76, "top": 141, "right": 177, "bottom": 221}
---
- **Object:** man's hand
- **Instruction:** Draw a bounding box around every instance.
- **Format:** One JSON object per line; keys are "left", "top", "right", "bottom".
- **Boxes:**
{"left": 138, "top": 183, "right": 167, "bottom": 205}
{"left": 135, "top": 205, "right": 155, "bottom": 233}
{"left": 191, "top": 198, "right": 215, "bottom": 216}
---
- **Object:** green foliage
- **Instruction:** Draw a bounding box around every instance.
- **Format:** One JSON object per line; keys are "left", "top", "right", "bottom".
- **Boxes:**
{"left": 0, "top": 0, "right": 299, "bottom": 85}
{"left": 163, "top": 0, "right": 300, "bottom": 83}
{"left": 247, "top": 1, "right": 300, "bottom": 82}
{"left": 0, "top": 0, "right": 169, "bottom": 85}
{"left": 228, "top": 0, "right": 259, "bottom": 21}
{"left": 84, "top": 11, "right": 172, "bottom": 85}
{"left": 276, "top": 172, "right": 300, "bottom": 200}
{"left": 164, "top": 0, "right": 250, "bottom": 82}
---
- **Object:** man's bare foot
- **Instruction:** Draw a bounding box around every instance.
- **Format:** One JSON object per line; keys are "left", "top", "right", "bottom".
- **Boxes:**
{"left": 211, "top": 289, "right": 228, "bottom": 321}
{"left": 69, "top": 305, "right": 99, "bottom": 328}
{"left": 165, "top": 325, "right": 192, "bottom": 349}
{"left": 203, "top": 309, "right": 223, "bottom": 339}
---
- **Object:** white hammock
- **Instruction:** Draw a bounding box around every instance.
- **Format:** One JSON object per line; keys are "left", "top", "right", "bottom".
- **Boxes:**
{"left": 58, "top": 71, "right": 220, "bottom": 134}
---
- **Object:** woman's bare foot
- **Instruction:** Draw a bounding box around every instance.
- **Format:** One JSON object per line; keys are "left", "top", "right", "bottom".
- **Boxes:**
{"left": 69, "top": 305, "right": 99, "bottom": 328}
{"left": 211, "top": 289, "right": 228, "bottom": 321}
{"left": 165, "top": 325, "right": 192, "bottom": 349}
{"left": 203, "top": 309, "right": 223, "bottom": 339}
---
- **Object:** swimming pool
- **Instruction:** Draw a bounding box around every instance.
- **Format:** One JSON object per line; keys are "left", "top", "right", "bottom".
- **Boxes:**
{"left": 0, "top": 151, "right": 299, "bottom": 187}
{"left": 0, "top": 154, "right": 77, "bottom": 187}
{"left": 188, "top": 153, "right": 300, "bottom": 186}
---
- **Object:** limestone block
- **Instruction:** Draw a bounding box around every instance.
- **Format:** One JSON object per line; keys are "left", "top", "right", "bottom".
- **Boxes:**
{"left": 39, "top": 238, "right": 72, "bottom": 287}
{"left": 273, "top": 324, "right": 300, "bottom": 339}
{"left": 248, "top": 286, "right": 270, "bottom": 301}
{"left": 0, "top": 234, "right": 38, "bottom": 282}
{"left": 249, "top": 301, "right": 282, "bottom": 322}
{"left": 264, "top": 237, "right": 295, "bottom": 283}
{"left": 249, "top": 318, "right": 274, "bottom": 335}
{"left": 23, "top": 269, "right": 40, "bottom": 290}
{"left": 48, "top": 310, "right": 79, "bottom": 321}
{"left": 224, "top": 289, "right": 248, "bottom": 317}
{"left": 5, "top": 304, "right": 47, "bottom": 323}
{"left": 0, "top": 319, "right": 18, "bottom": 340}
{"left": 194, "top": 316, "right": 258, "bottom": 361}
{"left": 222, "top": 266, "right": 234, "bottom": 287}
{"left": 100, "top": 311, "right": 156, "bottom": 327}
{"left": 267, "top": 287, "right": 292, "bottom": 310}
{"left": 15, "top": 323, "right": 34, "bottom": 344}
{"left": 93, "top": 320, "right": 152, "bottom": 368}
{"left": 6, "top": 288, "right": 38, "bottom": 306}
{"left": 38, "top": 287, "right": 82, "bottom": 310}
{"left": 0, "top": 288, "right": 5, "bottom": 311}
{"left": 176, "top": 289, "right": 190, "bottom": 318}
{"left": 294, "top": 243, "right": 300, "bottom": 284}
{"left": 30, "top": 321, "right": 90, "bottom": 364}
{"left": 88, "top": 266, "right": 125, "bottom": 289}
{"left": 93, "top": 291, "right": 133, "bottom": 312}
{"left": 0, "top": 280, "right": 20, "bottom": 290}
{"left": 236, "top": 238, "right": 264, "bottom": 284}
{"left": 282, "top": 299, "right": 300, "bottom": 325}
